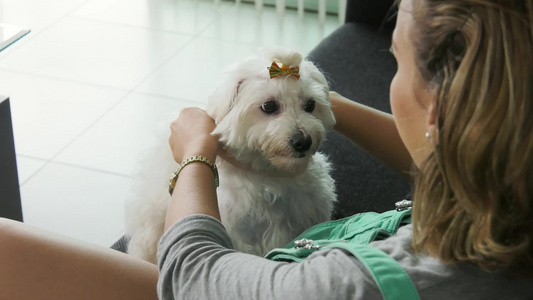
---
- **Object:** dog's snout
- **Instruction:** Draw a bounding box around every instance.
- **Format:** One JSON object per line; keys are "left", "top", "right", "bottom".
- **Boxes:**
{"left": 291, "top": 132, "right": 312, "bottom": 153}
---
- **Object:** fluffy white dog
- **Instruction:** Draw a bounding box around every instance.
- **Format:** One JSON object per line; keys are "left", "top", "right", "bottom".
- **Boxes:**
{"left": 126, "top": 47, "right": 337, "bottom": 263}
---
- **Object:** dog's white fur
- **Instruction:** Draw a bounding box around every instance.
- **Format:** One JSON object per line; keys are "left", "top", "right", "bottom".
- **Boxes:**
{"left": 126, "top": 47, "right": 337, "bottom": 263}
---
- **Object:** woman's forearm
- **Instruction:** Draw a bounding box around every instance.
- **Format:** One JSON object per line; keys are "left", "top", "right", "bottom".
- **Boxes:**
{"left": 164, "top": 107, "right": 221, "bottom": 232}
{"left": 157, "top": 215, "right": 377, "bottom": 300}
{"left": 330, "top": 92, "right": 413, "bottom": 174}
{"left": 164, "top": 162, "right": 220, "bottom": 232}
{"left": 0, "top": 218, "right": 158, "bottom": 300}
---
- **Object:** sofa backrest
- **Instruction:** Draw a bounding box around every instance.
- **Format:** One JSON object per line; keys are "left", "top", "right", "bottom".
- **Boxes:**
{"left": 345, "top": 0, "right": 396, "bottom": 27}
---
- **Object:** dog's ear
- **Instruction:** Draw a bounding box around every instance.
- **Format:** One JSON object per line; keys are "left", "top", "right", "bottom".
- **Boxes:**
{"left": 302, "top": 59, "right": 330, "bottom": 98}
{"left": 206, "top": 78, "right": 244, "bottom": 123}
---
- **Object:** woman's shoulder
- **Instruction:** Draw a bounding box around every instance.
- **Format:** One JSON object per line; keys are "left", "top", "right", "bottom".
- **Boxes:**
{"left": 370, "top": 224, "right": 533, "bottom": 299}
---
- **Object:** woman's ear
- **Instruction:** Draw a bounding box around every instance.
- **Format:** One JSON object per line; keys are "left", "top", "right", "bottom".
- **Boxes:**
{"left": 427, "top": 98, "right": 437, "bottom": 126}
{"left": 426, "top": 93, "right": 439, "bottom": 143}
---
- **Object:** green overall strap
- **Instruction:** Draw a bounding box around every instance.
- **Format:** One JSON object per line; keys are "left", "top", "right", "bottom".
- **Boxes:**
{"left": 329, "top": 243, "right": 420, "bottom": 300}
{"left": 265, "top": 210, "right": 418, "bottom": 299}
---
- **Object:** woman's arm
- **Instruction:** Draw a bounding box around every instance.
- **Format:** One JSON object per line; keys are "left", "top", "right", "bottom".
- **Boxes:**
{"left": 164, "top": 107, "right": 221, "bottom": 231}
{"left": 157, "top": 215, "right": 381, "bottom": 300}
{"left": 330, "top": 92, "right": 413, "bottom": 174}
{"left": 0, "top": 218, "right": 158, "bottom": 300}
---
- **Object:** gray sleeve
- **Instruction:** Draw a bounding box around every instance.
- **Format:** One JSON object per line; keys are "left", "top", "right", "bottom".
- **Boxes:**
{"left": 157, "top": 214, "right": 381, "bottom": 300}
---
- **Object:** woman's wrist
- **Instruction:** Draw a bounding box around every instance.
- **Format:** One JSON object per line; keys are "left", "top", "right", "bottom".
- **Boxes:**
{"left": 180, "top": 149, "right": 216, "bottom": 164}
{"left": 177, "top": 139, "right": 218, "bottom": 163}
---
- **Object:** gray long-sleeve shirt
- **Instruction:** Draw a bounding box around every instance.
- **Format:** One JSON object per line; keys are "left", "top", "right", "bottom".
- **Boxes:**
{"left": 157, "top": 214, "right": 533, "bottom": 299}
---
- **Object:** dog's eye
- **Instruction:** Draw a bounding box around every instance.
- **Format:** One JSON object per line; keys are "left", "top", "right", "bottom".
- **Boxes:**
{"left": 304, "top": 99, "right": 315, "bottom": 113}
{"left": 261, "top": 101, "right": 279, "bottom": 114}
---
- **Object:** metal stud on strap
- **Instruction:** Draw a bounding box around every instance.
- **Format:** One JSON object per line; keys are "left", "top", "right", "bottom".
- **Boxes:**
{"left": 395, "top": 199, "right": 413, "bottom": 211}
{"left": 294, "top": 238, "right": 321, "bottom": 250}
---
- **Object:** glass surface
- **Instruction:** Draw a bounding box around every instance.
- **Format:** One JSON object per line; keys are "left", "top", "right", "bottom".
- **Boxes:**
{"left": 0, "top": 23, "right": 30, "bottom": 52}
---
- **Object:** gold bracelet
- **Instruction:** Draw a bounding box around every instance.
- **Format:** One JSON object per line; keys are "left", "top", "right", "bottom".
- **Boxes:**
{"left": 168, "top": 155, "right": 219, "bottom": 195}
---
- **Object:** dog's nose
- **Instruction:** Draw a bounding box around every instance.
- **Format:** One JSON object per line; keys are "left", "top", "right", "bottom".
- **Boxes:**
{"left": 291, "top": 132, "right": 312, "bottom": 153}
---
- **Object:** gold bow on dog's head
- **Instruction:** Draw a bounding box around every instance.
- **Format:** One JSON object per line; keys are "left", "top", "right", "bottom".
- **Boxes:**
{"left": 268, "top": 61, "right": 300, "bottom": 80}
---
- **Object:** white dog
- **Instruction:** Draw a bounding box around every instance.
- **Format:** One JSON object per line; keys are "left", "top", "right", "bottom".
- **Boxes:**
{"left": 126, "top": 47, "right": 337, "bottom": 263}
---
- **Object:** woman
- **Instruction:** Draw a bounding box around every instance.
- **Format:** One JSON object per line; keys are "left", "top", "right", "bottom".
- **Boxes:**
{"left": 160, "top": 0, "right": 533, "bottom": 298}
{"left": 1, "top": 0, "right": 531, "bottom": 298}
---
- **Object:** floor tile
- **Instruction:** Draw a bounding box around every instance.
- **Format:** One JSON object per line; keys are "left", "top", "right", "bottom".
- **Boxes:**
{"left": 200, "top": 3, "right": 341, "bottom": 55}
{"left": 15, "top": 155, "right": 47, "bottom": 185}
{"left": 20, "top": 162, "right": 130, "bottom": 247}
{"left": 0, "top": 16, "right": 193, "bottom": 89}
{"left": 73, "top": 0, "right": 231, "bottom": 35}
{"left": 136, "top": 37, "right": 258, "bottom": 102}
{"left": 55, "top": 92, "right": 194, "bottom": 176}
{"left": 0, "top": 70, "right": 128, "bottom": 159}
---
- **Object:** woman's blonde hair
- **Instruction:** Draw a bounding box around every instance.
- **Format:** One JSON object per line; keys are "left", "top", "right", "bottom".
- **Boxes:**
{"left": 410, "top": 0, "right": 533, "bottom": 274}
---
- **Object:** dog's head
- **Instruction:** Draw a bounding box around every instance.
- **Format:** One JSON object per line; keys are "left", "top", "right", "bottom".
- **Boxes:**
{"left": 207, "top": 47, "right": 335, "bottom": 175}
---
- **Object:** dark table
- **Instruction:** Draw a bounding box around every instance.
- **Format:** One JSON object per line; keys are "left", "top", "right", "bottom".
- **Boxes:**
{"left": 0, "top": 95, "right": 23, "bottom": 221}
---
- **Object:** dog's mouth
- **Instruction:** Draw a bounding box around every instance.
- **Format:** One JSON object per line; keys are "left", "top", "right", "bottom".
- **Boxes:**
{"left": 273, "top": 149, "right": 310, "bottom": 160}
{"left": 293, "top": 153, "right": 306, "bottom": 159}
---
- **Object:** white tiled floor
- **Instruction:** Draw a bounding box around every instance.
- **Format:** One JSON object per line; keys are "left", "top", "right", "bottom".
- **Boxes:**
{"left": 0, "top": 0, "right": 341, "bottom": 247}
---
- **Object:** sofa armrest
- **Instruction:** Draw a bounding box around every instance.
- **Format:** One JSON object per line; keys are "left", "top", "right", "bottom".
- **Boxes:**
{"left": 345, "top": 0, "right": 396, "bottom": 26}
{"left": 0, "top": 96, "right": 23, "bottom": 221}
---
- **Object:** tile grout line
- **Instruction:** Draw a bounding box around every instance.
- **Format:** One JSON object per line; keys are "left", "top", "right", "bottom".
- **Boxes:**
{"left": 17, "top": 153, "right": 131, "bottom": 181}
{"left": 134, "top": 90, "right": 207, "bottom": 106}
{"left": 51, "top": 160, "right": 132, "bottom": 179}
{"left": 0, "top": 68, "right": 130, "bottom": 93}
{"left": 18, "top": 160, "right": 52, "bottom": 187}
{"left": 70, "top": 14, "right": 200, "bottom": 38}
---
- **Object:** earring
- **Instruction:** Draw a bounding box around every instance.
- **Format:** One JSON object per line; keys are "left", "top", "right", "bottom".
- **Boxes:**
{"left": 425, "top": 131, "right": 431, "bottom": 139}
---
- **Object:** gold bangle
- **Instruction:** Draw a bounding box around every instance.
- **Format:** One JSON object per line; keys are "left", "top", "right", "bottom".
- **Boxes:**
{"left": 168, "top": 155, "right": 219, "bottom": 195}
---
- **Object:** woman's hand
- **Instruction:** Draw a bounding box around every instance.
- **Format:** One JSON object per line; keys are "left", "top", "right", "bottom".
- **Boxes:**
{"left": 169, "top": 107, "right": 219, "bottom": 163}
{"left": 165, "top": 107, "right": 222, "bottom": 229}
{"left": 328, "top": 91, "right": 413, "bottom": 174}
{"left": 329, "top": 91, "right": 350, "bottom": 132}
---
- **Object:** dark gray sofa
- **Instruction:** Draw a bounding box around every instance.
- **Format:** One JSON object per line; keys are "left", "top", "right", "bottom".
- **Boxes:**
{"left": 311, "top": 0, "right": 411, "bottom": 219}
